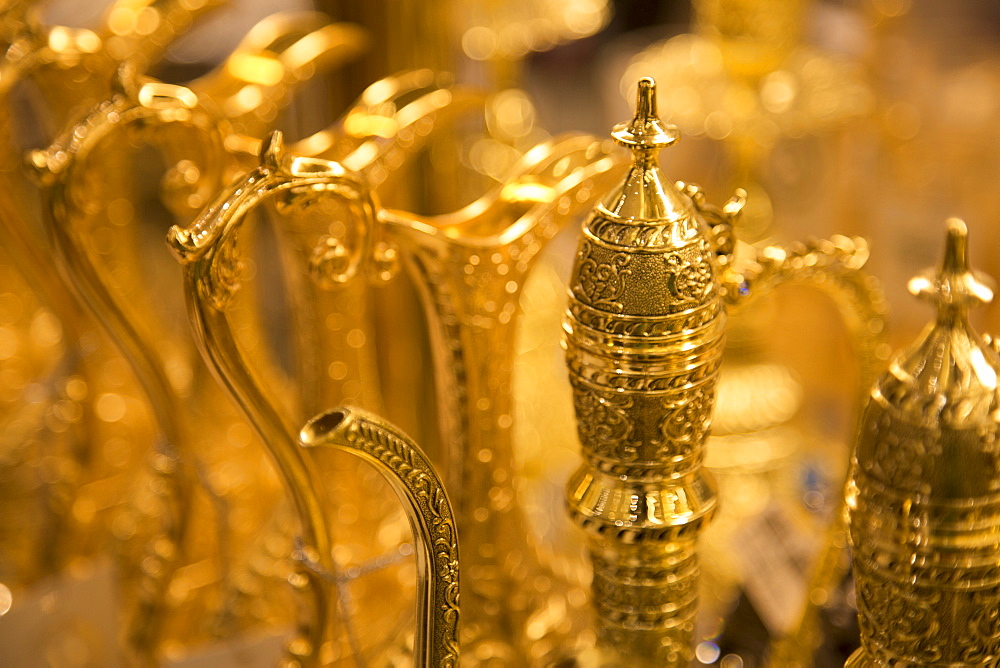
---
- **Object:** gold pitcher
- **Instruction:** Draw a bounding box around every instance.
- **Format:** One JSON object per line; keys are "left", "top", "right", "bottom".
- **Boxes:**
{"left": 0, "top": 0, "right": 228, "bottom": 590}
{"left": 168, "top": 69, "right": 485, "bottom": 663}
{"left": 379, "top": 132, "right": 624, "bottom": 664}
{"left": 169, "top": 129, "right": 468, "bottom": 666}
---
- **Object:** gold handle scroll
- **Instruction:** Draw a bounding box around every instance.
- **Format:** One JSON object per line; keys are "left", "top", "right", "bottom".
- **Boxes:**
{"left": 169, "top": 131, "right": 459, "bottom": 666}
{"left": 714, "top": 232, "right": 890, "bottom": 668}
{"left": 31, "top": 67, "right": 225, "bottom": 658}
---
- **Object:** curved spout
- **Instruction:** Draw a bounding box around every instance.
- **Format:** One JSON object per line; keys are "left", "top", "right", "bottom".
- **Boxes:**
{"left": 300, "top": 407, "right": 460, "bottom": 668}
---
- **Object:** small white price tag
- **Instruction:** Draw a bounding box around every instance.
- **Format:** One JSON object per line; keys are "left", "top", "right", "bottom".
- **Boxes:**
{"left": 732, "top": 503, "right": 820, "bottom": 635}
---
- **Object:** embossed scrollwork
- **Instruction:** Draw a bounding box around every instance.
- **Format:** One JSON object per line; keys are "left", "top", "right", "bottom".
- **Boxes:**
{"left": 300, "top": 408, "right": 461, "bottom": 668}
{"left": 664, "top": 247, "right": 713, "bottom": 304}
{"left": 572, "top": 383, "right": 636, "bottom": 461}
{"left": 573, "top": 241, "right": 633, "bottom": 313}
{"left": 657, "top": 388, "right": 714, "bottom": 456}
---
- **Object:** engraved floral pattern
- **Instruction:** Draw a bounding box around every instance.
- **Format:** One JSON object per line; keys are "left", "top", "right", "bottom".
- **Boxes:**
{"left": 571, "top": 383, "right": 636, "bottom": 461}
{"left": 573, "top": 241, "right": 632, "bottom": 312}
{"left": 657, "top": 389, "right": 713, "bottom": 458}
{"left": 333, "top": 412, "right": 461, "bottom": 666}
{"left": 851, "top": 407, "right": 1000, "bottom": 665}
{"left": 664, "top": 250, "right": 712, "bottom": 304}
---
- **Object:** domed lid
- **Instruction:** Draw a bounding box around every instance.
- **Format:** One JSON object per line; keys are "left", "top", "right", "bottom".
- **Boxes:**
{"left": 886, "top": 219, "right": 999, "bottom": 427}
{"left": 861, "top": 219, "right": 1000, "bottom": 497}
{"left": 598, "top": 78, "right": 696, "bottom": 225}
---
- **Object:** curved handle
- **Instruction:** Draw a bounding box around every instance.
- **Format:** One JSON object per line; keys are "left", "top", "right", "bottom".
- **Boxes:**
{"left": 169, "top": 131, "right": 380, "bottom": 663}
{"left": 32, "top": 66, "right": 224, "bottom": 441}
{"left": 29, "top": 67, "right": 226, "bottom": 658}
{"left": 170, "top": 130, "right": 376, "bottom": 293}
{"left": 722, "top": 236, "right": 891, "bottom": 668}
{"left": 168, "top": 129, "right": 376, "bottom": 531}
{"left": 723, "top": 235, "right": 890, "bottom": 391}
{"left": 300, "top": 407, "right": 460, "bottom": 668}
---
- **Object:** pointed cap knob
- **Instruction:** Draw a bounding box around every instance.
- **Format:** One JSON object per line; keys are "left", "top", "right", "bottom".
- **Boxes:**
{"left": 611, "top": 77, "right": 681, "bottom": 150}
{"left": 908, "top": 218, "right": 995, "bottom": 312}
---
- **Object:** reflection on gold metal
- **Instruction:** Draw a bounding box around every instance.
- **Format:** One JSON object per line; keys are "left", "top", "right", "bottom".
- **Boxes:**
{"left": 175, "top": 100, "right": 622, "bottom": 664}
{"left": 166, "top": 68, "right": 481, "bottom": 664}
{"left": 754, "top": 235, "right": 890, "bottom": 667}
{"left": 563, "top": 77, "right": 741, "bottom": 666}
{"left": 5, "top": 3, "right": 998, "bottom": 665}
{"left": 845, "top": 219, "right": 1000, "bottom": 667}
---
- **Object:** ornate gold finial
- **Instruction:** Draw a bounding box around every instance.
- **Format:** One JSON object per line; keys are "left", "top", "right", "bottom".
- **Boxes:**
{"left": 908, "top": 217, "right": 995, "bottom": 309}
{"left": 846, "top": 220, "right": 1000, "bottom": 667}
{"left": 611, "top": 77, "right": 680, "bottom": 149}
{"left": 564, "top": 77, "right": 735, "bottom": 666}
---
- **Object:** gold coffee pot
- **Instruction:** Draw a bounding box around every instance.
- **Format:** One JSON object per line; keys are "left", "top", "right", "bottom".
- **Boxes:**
{"left": 846, "top": 219, "right": 1000, "bottom": 666}
{"left": 564, "top": 77, "right": 884, "bottom": 666}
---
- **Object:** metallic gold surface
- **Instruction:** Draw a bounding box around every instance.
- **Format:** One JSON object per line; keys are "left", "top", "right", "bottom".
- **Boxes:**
{"left": 382, "top": 132, "right": 624, "bottom": 665}
{"left": 168, "top": 70, "right": 485, "bottom": 665}
{"left": 564, "top": 77, "right": 887, "bottom": 666}
{"left": 0, "top": 3, "right": 231, "bottom": 659}
{"left": 168, "top": 133, "right": 379, "bottom": 667}
{"left": 563, "top": 78, "right": 741, "bottom": 666}
{"left": 300, "top": 407, "right": 460, "bottom": 668}
{"left": 189, "top": 12, "right": 368, "bottom": 139}
{"left": 624, "top": 5, "right": 888, "bottom": 664}
{"left": 31, "top": 65, "right": 228, "bottom": 660}
{"left": 22, "top": 12, "right": 373, "bottom": 659}
{"left": 165, "top": 68, "right": 484, "bottom": 661}
{"left": 0, "top": 2, "right": 227, "bottom": 596}
{"left": 846, "top": 219, "right": 1000, "bottom": 667}
{"left": 4, "top": 3, "right": 999, "bottom": 665}
{"left": 169, "top": 116, "right": 623, "bottom": 664}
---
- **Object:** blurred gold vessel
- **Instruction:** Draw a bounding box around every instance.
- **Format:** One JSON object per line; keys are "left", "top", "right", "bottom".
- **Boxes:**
{"left": 846, "top": 219, "right": 1000, "bottom": 667}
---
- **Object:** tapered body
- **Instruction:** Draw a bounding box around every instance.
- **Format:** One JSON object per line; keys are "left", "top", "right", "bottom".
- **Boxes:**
{"left": 846, "top": 220, "right": 1000, "bottom": 666}
{"left": 564, "top": 78, "right": 740, "bottom": 664}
